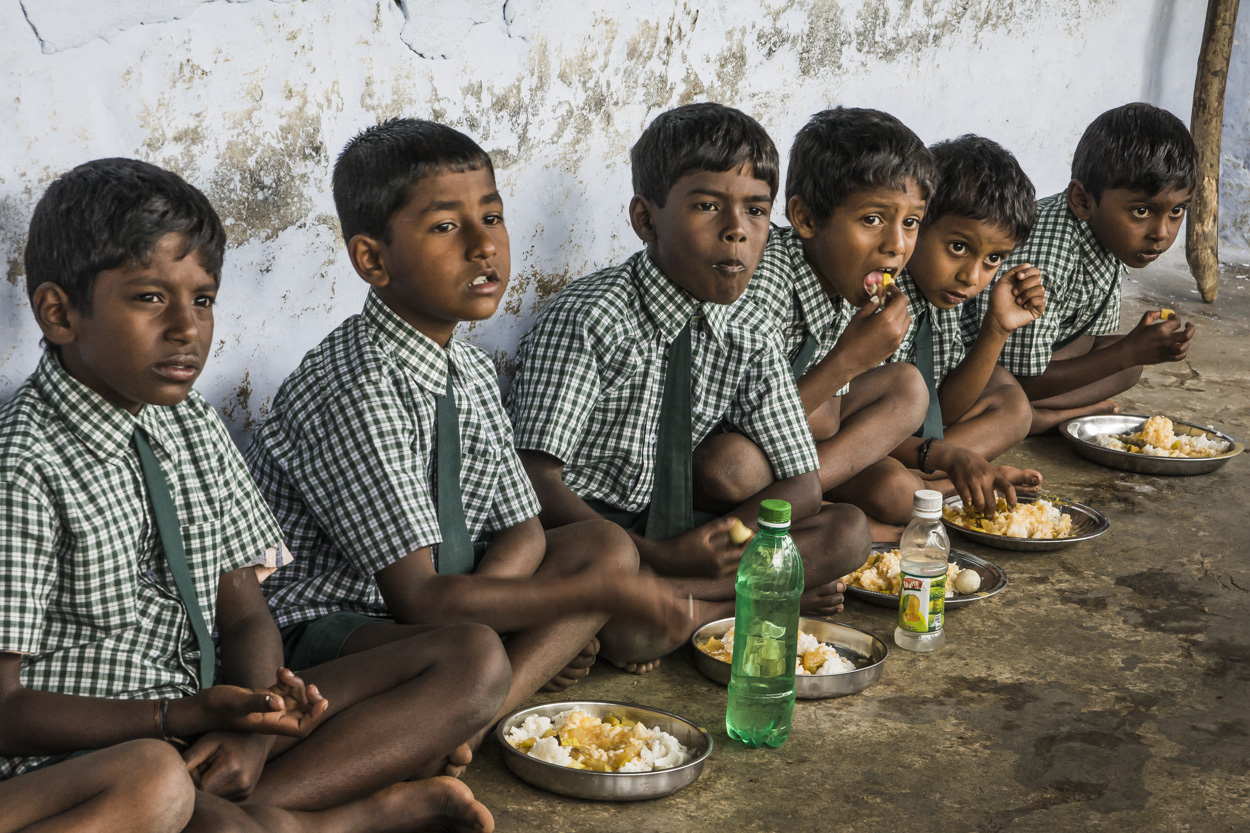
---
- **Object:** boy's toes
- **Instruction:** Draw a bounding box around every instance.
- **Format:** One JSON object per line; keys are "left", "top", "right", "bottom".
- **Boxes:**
{"left": 800, "top": 579, "right": 846, "bottom": 617}
{"left": 610, "top": 658, "right": 661, "bottom": 675}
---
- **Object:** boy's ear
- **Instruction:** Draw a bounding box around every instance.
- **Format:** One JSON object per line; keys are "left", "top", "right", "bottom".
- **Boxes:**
{"left": 788, "top": 196, "right": 818, "bottom": 239}
{"left": 628, "top": 196, "right": 658, "bottom": 244}
{"left": 1067, "top": 180, "right": 1095, "bottom": 221}
{"left": 30, "top": 283, "right": 78, "bottom": 346}
{"left": 347, "top": 234, "right": 390, "bottom": 289}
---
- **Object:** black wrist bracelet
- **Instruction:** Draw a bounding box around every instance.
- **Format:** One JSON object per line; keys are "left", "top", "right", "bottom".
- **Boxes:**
{"left": 158, "top": 698, "right": 172, "bottom": 741}
{"left": 918, "top": 438, "right": 936, "bottom": 475}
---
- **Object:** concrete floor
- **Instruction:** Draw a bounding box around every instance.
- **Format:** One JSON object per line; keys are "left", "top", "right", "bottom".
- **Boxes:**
{"left": 464, "top": 254, "right": 1250, "bottom": 833}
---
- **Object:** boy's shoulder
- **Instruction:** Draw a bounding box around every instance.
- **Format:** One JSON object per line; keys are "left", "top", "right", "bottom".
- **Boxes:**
{"left": 525, "top": 251, "right": 649, "bottom": 346}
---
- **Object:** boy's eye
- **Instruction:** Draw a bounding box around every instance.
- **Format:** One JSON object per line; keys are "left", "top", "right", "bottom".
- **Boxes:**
{"left": 136, "top": 293, "right": 161, "bottom": 303}
{"left": 195, "top": 295, "right": 215, "bottom": 308}
{"left": 695, "top": 202, "right": 718, "bottom": 211}
{"left": 1169, "top": 205, "right": 1187, "bottom": 218}
{"left": 483, "top": 213, "right": 505, "bottom": 226}
{"left": 747, "top": 206, "right": 767, "bottom": 217}
{"left": 862, "top": 215, "right": 883, "bottom": 226}
{"left": 949, "top": 241, "right": 967, "bottom": 255}
{"left": 432, "top": 222, "right": 457, "bottom": 233}
{"left": 902, "top": 217, "right": 920, "bottom": 230}
{"left": 1132, "top": 206, "right": 1151, "bottom": 218}
{"left": 985, "top": 254, "right": 1004, "bottom": 266}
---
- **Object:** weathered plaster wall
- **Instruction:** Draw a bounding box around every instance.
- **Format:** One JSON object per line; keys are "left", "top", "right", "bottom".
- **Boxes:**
{"left": 1220, "top": 6, "right": 1250, "bottom": 264}
{"left": 0, "top": 0, "right": 1218, "bottom": 438}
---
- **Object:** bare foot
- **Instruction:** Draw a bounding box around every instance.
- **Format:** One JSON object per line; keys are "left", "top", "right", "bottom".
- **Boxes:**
{"left": 800, "top": 579, "right": 846, "bottom": 617}
{"left": 610, "top": 657, "right": 661, "bottom": 675}
{"left": 541, "top": 638, "right": 599, "bottom": 692}
{"left": 444, "top": 743, "right": 473, "bottom": 780}
{"left": 996, "top": 465, "right": 1042, "bottom": 491}
{"left": 369, "top": 777, "right": 494, "bottom": 833}
{"left": 869, "top": 519, "right": 903, "bottom": 543}
{"left": 1030, "top": 399, "right": 1120, "bottom": 435}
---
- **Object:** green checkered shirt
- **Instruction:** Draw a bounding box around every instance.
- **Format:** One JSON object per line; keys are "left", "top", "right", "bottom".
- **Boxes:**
{"left": 0, "top": 352, "right": 284, "bottom": 780}
{"left": 889, "top": 267, "right": 968, "bottom": 385}
{"left": 508, "top": 249, "right": 818, "bottom": 513}
{"left": 963, "top": 192, "right": 1126, "bottom": 377}
{"left": 744, "top": 226, "right": 856, "bottom": 395}
{"left": 245, "top": 291, "right": 541, "bottom": 628}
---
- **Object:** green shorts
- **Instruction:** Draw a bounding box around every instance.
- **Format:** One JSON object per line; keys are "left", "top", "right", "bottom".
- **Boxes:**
{"left": 279, "top": 611, "right": 391, "bottom": 672}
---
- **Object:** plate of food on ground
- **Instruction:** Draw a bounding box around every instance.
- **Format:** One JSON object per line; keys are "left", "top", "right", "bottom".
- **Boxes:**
{"left": 497, "top": 700, "right": 712, "bottom": 800}
{"left": 1060, "top": 413, "right": 1243, "bottom": 475}
{"left": 691, "top": 617, "right": 887, "bottom": 699}
{"left": 841, "top": 544, "right": 1008, "bottom": 608}
{"left": 941, "top": 492, "right": 1109, "bottom": 552}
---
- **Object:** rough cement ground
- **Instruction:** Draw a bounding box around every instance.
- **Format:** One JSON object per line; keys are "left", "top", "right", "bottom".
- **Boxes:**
{"left": 464, "top": 253, "right": 1249, "bottom": 833}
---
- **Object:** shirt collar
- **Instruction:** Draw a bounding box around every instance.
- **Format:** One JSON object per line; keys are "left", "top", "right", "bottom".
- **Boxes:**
{"left": 34, "top": 349, "right": 178, "bottom": 462}
{"left": 1068, "top": 201, "right": 1125, "bottom": 279}
{"left": 783, "top": 228, "right": 843, "bottom": 339}
{"left": 361, "top": 290, "right": 453, "bottom": 395}
{"left": 632, "top": 251, "right": 731, "bottom": 344}
{"left": 895, "top": 267, "right": 934, "bottom": 324}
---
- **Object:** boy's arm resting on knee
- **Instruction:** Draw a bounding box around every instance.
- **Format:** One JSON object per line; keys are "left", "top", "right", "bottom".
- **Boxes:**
{"left": 1018, "top": 312, "right": 1195, "bottom": 401}
{"left": 517, "top": 450, "right": 606, "bottom": 529}
{"left": 725, "top": 470, "right": 821, "bottom": 526}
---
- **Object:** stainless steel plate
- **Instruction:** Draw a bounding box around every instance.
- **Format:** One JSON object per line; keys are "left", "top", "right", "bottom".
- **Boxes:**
{"left": 691, "top": 617, "right": 887, "bottom": 699}
{"left": 496, "top": 700, "right": 712, "bottom": 801}
{"left": 1060, "top": 414, "right": 1243, "bottom": 475}
{"left": 941, "top": 493, "right": 1110, "bottom": 552}
{"left": 842, "top": 544, "right": 1008, "bottom": 608}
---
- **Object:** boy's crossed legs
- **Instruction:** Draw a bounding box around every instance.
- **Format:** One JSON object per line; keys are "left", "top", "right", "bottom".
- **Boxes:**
{"left": 1026, "top": 334, "right": 1136, "bottom": 434}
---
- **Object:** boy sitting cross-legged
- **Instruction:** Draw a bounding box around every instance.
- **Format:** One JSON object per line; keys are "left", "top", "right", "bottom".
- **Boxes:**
{"left": 963, "top": 102, "right": 1199, "bottom": 434}
{"left": 884, "top": 135, "right": 1046, "bottom": 513}
{"left": 725, "top": 107, "right": 936, "bottom": 532}
{"left": 0, "top": 157, "right": 506, "bottom": 833}
{"left": 510, "top": 103, "right": 869, "bottom": 670}
{"left": 244, "top": 119, "right": 692, "bottom": 726}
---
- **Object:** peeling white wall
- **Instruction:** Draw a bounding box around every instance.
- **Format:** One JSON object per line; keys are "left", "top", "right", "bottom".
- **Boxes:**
{"left": 1220, "top": 6, "right": 1250, "bottom": 265}
{"left": 0, "top": 0, "right": 1222, "bottom": 438}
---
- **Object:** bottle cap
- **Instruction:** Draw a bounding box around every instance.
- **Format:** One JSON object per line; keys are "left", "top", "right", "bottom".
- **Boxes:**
{"left": 913, "top": 489, "right": 943, "bottom": 517}
{"left": 758, "top": 499, "right": 791, "bottom": 527}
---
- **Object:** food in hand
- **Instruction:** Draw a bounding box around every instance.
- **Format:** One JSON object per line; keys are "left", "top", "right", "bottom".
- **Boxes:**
{"left": 505, "top": 709, "right": 689, "bottom": 772}
{"left": 865, "top": 268, "right": 894, "bottom": 304}
{"left": 1160, "top": 307, "right": 1176, "bottom": 321}
{"left": 943, "top": 497, "right": 1073, "bottom": 539}
{"left": 841, "top": 549, "right": 974, "bottom": 598}
{"left": 1092, "top": 415, "right": 1230, "bottom": 458}
{"left": 700, "top": 627, "right": 857, "bottom": 675}
{"left": 727, "top": 517, "right": 753, "bottom": 545}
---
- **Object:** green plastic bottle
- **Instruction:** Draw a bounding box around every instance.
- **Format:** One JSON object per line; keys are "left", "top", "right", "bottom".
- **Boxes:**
{"left": 724, "top": 499, "right": 804, "bottom": 748}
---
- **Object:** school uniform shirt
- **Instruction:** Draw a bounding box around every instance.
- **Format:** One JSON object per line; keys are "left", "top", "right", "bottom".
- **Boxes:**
{"left": 744, "top": 225, "right": 856, "bottom": 395}
{"left": 508, "top": 249, "right": 818, "bottom": 514}
{"left": 962, "top": 192, "right": 1126, "bottom": 377}
{"left": 245, "top": 290, "right": 540, "bottom": 629}
{"left": 0, "top": 351, "right": 286, "bottom": 780}
{"left": 889, "top": 267, "right": 969, "bottom": 385}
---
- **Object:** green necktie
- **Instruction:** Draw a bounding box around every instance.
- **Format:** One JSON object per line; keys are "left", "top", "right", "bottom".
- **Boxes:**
{"left": 435, "top": 371, "right": 475, "bottom": 574}
{"left": 133, "top": 428, "right": 216, "bottom": 689}
{"left": 791, "top": 333, "right": 820, "bottom": 381}
{"left": 914, "top": 312, "right": 945, "bottom": 440}
{"left": 646, "top": 317, "right": 696, "bottom": 540}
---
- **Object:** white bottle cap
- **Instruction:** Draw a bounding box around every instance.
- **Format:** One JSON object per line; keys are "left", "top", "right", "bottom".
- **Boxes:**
{"left": 913, "top": 489, "right": 943, "bottom": 517}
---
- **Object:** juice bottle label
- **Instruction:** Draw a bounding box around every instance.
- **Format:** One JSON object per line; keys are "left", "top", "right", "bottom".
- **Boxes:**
{"left": 897, "top": 571, "right": 946, "bottom": 633}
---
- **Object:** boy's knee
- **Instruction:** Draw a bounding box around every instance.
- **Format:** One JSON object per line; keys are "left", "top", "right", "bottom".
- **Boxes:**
{"left": 812, "top": 503, "right": 871, "bottom": 577}
{"left": 585, "top": 519, "right": 639, "bottom": 574}
{"left": 988, "top": 385, "right": 1033, "bottom": 444}
{"left": 860, "top": 461, "right": 923, "bottom": 524}
{"left": 879, "top": 363, "right": 930, "bottom": 424}
{"left": 692, "top": 432, "right": 772, "bottom": 511}
{"left": 448, "top": 623, "right": 511, "bottom": 704}
{"left": 119, "top": 739, "right": 196, "bottom": 828}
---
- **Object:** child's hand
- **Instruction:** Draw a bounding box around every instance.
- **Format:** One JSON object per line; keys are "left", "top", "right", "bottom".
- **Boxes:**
{"left": 197, "top": 670, "right": 327, "bottom": 738}
{"left": 935, "top": 443, "right": 1016, "bottom": 515}
{"left": 1122, "top": 309, "right": 1195, "bottom": 365}
{"left": 663, "top": 516, "right": 745, "bottom": 579}
{"left": 181, "top": 730, "right": 271, "bottom": 800}
{"left": 986, "top": 264, "right": 1045, "bottom": 335}
{"left": 835, "top": 285, "right": 911, "bottom": 376}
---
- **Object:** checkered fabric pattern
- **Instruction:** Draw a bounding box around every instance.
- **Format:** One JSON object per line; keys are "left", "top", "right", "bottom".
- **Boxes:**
{"left": 0, "top": 351, "right": 284, "bottom": 780}
{"left": 744, "top": 225, "right": 856, "bottom": 395}
{"left": 508, "top": 249, "right": 818, "bottom": 513}
{"left": 889, "top": 267, "right": 969, "bottom": 384}
{"left": 245, "top": 291, "right": 540, "bottom": 628}
{"left": 962, "top": 192, "right": 1126, "bottom": 377}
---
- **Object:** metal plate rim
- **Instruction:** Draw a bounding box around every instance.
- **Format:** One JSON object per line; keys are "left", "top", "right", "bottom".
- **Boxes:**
{"left": 841, "top": 544, "right": 1008, "bottom": 608}
{"left": 1059, "top": 413, "right": 1243, "bottom": 476}
{"left": 941, "top": 493, "right": 1110, "bottom": 551}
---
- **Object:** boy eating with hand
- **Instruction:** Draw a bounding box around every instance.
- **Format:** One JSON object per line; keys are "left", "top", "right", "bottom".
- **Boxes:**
{"left": 885, "top": 135, "right": 1046, "bottom": 513}
{"left": 510, "top": 103, "right": 868, "bottom": 669}
{"left": 963, "top": 102, "right": 1199, "bottom": 434}
{"left": 1, "top": 157, "right": 504, "bottom": 832}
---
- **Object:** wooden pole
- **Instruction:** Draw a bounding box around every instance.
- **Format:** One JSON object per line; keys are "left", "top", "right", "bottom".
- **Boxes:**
{"left": 1187, "top": 0, "right": 1240, "bottom": 303}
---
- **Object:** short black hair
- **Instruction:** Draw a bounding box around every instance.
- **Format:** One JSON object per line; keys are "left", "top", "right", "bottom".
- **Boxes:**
{"left": 1071, "top": 103, "right": 1199, "bottom": 201}
{"left": 25, "top": 158, "right": 225, "bottom": 314}
{"left": 923, "top": 135, "right": 1036, "bottom": 242}
{"left": 631, "top": 102, "right": 779, "bottom": 207}
{"left": 333, "top": 118, "right": 494, "bottom": 243}
{"left": 786, "top": 107, "right": 936, "bottom": 224}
